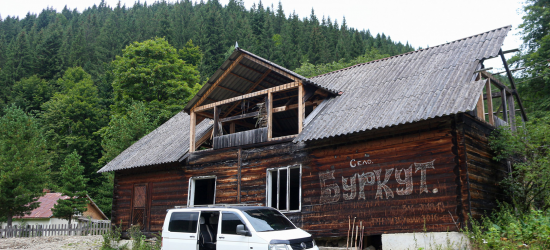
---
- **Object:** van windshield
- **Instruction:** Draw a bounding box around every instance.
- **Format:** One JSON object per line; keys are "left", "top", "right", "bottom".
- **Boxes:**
{"left": 242, "top": 209, "right": 296, "bottom": 232}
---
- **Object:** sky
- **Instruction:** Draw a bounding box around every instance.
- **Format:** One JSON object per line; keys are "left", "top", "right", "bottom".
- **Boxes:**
{"left": 1, "top": 0, "right": 525, "bottom": 71}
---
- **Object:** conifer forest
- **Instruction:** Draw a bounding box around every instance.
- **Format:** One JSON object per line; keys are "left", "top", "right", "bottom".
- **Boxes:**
{"left": 0, "top": 0, "right": 414, "bottom": 219}
{"left": 1, "top": 2, "right": 550, "bottom": 241}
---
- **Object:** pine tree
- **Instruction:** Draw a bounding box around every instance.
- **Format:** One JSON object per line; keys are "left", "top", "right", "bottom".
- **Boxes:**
{"left": 52, "top": 150, "right": 89, "bottom": 225}
{"left": 0, "top": 105, "right": 51, "bottom": 226}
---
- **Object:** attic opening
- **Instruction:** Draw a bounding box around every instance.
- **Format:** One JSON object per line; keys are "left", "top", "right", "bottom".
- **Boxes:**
{"left": 187, "top": 50, "right": 333, "bottom": 152}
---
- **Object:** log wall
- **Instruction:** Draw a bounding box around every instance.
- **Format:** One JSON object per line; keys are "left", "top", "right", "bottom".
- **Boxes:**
{"left": 111, "top": 115, "right": 505, "bottom": 238}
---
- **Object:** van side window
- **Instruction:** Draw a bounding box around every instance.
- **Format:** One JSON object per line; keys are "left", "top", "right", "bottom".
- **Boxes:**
{"left": 221, "top": 212, "right": 245, "bottom": 234}
{"left": 168, "top": 212, "right": 199, "bottom": 233}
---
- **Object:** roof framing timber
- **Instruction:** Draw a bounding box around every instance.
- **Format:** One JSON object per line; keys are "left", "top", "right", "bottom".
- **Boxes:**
{"left": 195, "top": 81, "right": 299, "bottom": 112}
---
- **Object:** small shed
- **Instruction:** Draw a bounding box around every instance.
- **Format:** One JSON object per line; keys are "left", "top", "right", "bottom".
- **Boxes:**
{"left": 99, "top": 26, "right": 524, "bottom": 248}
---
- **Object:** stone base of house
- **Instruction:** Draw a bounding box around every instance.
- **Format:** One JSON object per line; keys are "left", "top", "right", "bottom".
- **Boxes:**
{"left": 381, "top": 232, "right": 469, "bottom": 250}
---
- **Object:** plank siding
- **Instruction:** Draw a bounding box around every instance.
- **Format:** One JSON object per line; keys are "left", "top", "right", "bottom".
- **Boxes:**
{"left": 110, "top": 115, "right": 505, "bottom": 238}
{"left": 459, "top": 114, "right": 508, "bottom": 219}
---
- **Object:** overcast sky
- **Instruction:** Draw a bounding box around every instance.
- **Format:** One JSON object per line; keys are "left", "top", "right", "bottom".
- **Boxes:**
{"left": 1, "top": 0, "right": 525, "bottom": 70}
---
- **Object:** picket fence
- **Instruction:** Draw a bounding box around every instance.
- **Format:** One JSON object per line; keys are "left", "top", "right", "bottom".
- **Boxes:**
{"left": 0, "top": 222, "right": 111, "bottom": 238}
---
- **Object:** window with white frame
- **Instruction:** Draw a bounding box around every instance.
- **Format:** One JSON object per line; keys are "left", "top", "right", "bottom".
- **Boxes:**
{"left": 267, "top": 165, "right": 301, "bottom": 212}
{"left": 188, "top": 176, "right": 216, "bottom": 206}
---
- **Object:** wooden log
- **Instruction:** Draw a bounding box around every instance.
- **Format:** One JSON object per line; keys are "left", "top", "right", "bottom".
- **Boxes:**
{"left": 486, "top": 80, "right": 494, "bottom": 125}
{"left": 298, "top": 82, "right": 304, "bottom": 133}
{"left": 221, "top": 111, "right": 260, "bottom": 123}
{"left": 268, "top": 90, "right": 273, "bottom": 140}
{"left": 230, "top": 123, "right": 235, "bottom": 134}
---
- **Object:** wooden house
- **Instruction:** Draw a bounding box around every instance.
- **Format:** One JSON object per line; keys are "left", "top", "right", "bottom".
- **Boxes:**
{"left": 98, "top": 26, "right": 525, "bottom": 248}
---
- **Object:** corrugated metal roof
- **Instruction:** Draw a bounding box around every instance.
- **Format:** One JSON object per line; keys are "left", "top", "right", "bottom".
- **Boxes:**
{"left": 15, "top": 193, "right": 69, "bottom": 219}
{"left": 97, "top": 112, "right": 212, "bottom": 173}
{"left": 294, "top": 25, "right": 510, "bottom": 142}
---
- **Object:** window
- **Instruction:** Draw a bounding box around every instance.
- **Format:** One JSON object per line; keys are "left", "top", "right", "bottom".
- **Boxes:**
{"left": 188, "top": 176, "right": 216, "bottom": 206}
{"left": 267, "top": 165, "right": 301, "bottom": 212}
{"left": 221, "top": 212, "right": 246, "bottom": 234}
{"left": 168, "top": 212, "right": 200, "bottom": 233}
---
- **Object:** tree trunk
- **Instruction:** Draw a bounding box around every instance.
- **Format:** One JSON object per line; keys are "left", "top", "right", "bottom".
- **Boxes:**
{"left": 6, "top": 213, "right": 12, "bottom": 227}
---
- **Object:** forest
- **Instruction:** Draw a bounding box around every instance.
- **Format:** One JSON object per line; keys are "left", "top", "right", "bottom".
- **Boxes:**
{"left": 2, "top": 0, "right": 550, "bottom": 246}
{"left": 0, "top": 0, "right": 413, "bottom": 220}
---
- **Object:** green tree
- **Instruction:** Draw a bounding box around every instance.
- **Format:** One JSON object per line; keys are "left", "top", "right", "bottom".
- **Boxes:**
{"left": 52, "top": 150, "right": 89, "bottom": 225}
{"left": 41, "top": 67, "right": 107, "bottom": 186}
{"left": 95, "top": 101, "right": 155, "bottom": 217}
{"left": 11, "top": 75, "right": 55, "bottom": 113}
{"left": 0, "top": 105, "right": 51, "bottom": 226}
{"left": 489, "top": 114, "right": 550, "bottom": 213}
{"left": 110, "top": 37, "right": 201, "bottom": 125}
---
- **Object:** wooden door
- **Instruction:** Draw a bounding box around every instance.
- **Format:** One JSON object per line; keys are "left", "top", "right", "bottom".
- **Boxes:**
{"left": 132, "top": 184, "right": 148, "bottom": 231}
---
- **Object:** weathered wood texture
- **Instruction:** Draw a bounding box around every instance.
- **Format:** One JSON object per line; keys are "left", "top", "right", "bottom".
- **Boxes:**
{"left": 456, "top": 114, "right": 508, "bottom": 220}
{"left": 111, "top": 115, "right": 505, "bottom": 238}
{"left": 213, "top": 127, "right": 268, "bottom": 149}
{"left": 112, "top": 163, "right": 187, "bottom": 233}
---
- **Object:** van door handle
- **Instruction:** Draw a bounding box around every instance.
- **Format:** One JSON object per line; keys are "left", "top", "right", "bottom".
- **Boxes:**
{"left": 219, "top": 236, "right": 224, "bottom": 239}
{"left": 190, "top": 236, "right": 195, "bottom": 238}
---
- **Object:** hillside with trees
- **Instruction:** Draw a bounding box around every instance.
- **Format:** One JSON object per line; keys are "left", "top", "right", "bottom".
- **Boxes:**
{"left": 0, "top": 0, "right": 414, "bottom": 220}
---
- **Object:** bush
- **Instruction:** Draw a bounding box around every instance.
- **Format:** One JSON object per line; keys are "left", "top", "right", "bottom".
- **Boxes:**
{"left": 101, "top": 221, "right": 128, "bottom": 250}
{"left": 127, "top": 225, "right": 161, "bottom": 250}
{"left": 467, "top": 204, "right": 550, "bottom": 249}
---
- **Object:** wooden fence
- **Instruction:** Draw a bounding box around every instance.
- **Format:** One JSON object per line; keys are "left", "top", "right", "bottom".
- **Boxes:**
{"left": 0, "top": 222, "right": 111, "bottom": 238}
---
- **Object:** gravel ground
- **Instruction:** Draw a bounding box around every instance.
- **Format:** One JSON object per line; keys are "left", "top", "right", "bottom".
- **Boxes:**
{"left": 0, "top": 235, "right": 103, "bottom": 250}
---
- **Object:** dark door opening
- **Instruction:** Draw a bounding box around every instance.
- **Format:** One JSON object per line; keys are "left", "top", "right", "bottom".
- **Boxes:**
{"left": 193, "top": 178, "right": 216, "bottom": 205}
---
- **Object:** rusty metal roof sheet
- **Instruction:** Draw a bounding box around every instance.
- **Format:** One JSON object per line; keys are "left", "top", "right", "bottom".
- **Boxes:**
{"left": 97, "top": 112, "right": 212, "bottom": 173}
{"left": 15, "top": 193, "right": 69, "bottom": 219}
{"left": 294, "top": 26, "right": 510, "bottom": 142}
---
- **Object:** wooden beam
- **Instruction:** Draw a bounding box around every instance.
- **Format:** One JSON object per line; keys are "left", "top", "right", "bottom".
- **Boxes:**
{"left": 508, "top": 94, "right": 516, "bottom": 131}
{"left": 230, "top": 123, "right": 235, "bottom": 134}
{"left": 191, "top": 54, "right": 244, "bottom": 110}
{"left": 476, "top": 93, "right": 485, "bottom": 121}
{"left": 501, "top": 88, "right": 508, "bottom": 122}
{"left": 272, "top": 100, "right": 323, "bottom": 113}
{"left": 222, "top": 70, "right": 272, "bottom": 118}
{"left": 195, "top": 82, "right": 299, "bottom": 112}
{"left": 483, "top": 91, "right": 511, "bottom": 99}
{"left": 213, "top": 106, "right": 220, "bottom": 137}
{"left": 189, "top": 110, "right": 196, "bottom": 152}
{"left": 230, "top": 72, "right": 255, "bottom": 84}
{"left": 220, "top": 111, "right": 260, "bottom": 123}
{"left": 499, "top": 49, "right": 528, "bottom": 121}
{"left": 486, "top": 80, "right": 494, "bottom": 126}
{"left": 217, "top": 85, "right": 242, "bottom": 95}
{"left": 298, "top": 82, "right": 304, "bottom": 133}
{"left": 267, "top": 90, "right": 273, "bottom": 140}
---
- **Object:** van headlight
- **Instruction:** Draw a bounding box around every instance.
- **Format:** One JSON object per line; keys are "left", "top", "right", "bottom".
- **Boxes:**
{"left": 268, "top": 244, "right": 290, "bottom": 250}
{"left": 312, "top": 239, "right": 316, "bottom": 246}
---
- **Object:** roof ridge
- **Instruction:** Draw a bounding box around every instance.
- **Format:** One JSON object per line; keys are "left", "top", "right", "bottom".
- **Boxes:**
{"left": 310, "top": 25, "right": 512, "bottom": 80}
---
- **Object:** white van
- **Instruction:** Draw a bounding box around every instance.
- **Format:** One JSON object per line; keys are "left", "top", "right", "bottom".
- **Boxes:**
{"left": 161, "top": 205, "right": 318, "bottom": 250}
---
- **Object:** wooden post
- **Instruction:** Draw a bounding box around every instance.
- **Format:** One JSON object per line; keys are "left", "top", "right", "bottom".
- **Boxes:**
{"left": 508, "top": 94, "right": 516, "bottom": 131}
{"left": 486, "top": 80, "right": 494, "bottom": 125}
{"left": 476, "top": 93, "right": 485, "bottom": 121}
{"left": 298, "top": 82, "right": 305, "bottom": 133}
{"left": 267, "top": 90, "right": 273, "bottom": 140}
{"left": 189, "top": 110, "right": 196, "bottom": 152}
{"left": 213, "top": 106, "right": 220, "bottom": 137}
{"left": 237, "top": 148, "right": 242, "bottom": 203}
{"left": 230, "top": 123, "right": 235, "bottom": 134}
{"left": 501, "top": 89, "right": 508, "bottom": 122}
